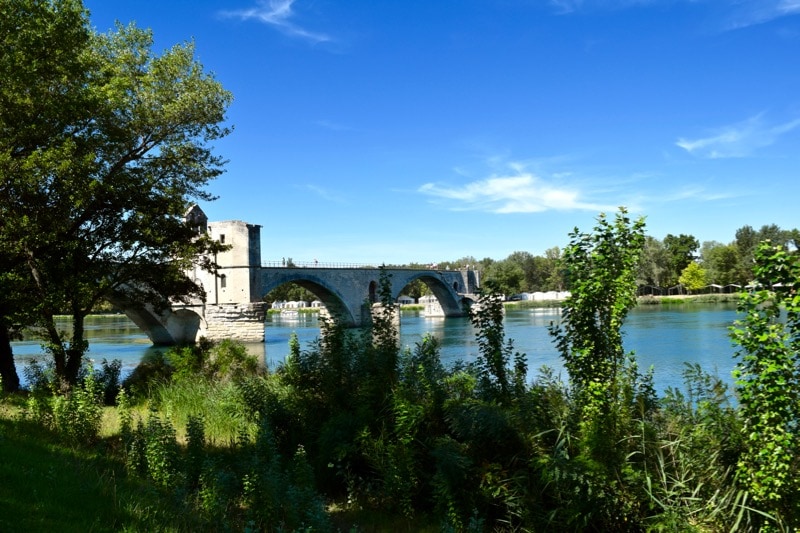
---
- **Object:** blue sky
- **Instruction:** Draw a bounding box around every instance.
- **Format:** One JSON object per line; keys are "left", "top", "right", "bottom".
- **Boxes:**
{"left": 84, "top": 0, "right": 800, "bottom": 265}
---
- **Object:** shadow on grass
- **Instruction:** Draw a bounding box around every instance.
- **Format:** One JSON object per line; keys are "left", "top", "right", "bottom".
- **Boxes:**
{"left": 0, "top": 413, "right": 194, "bottom": 532}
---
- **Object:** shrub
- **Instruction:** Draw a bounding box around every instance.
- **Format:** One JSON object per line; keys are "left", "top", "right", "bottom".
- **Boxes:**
{"left": 21, "top": 369, "right": 103, "bottom": 445}
{"left": 96, "top": 358, "right": 122, "bottom": 405}
{"left": 121, "top": 350, "right": 173, "bottom": 400}
{"left": 51, "top": 371, "right": 103, "bottom": 445}
{"left": 730, "top": 242, "right": 800, "bottom": 529}
{"left": 142, "top": 410, "right": 181, "bottom": 489}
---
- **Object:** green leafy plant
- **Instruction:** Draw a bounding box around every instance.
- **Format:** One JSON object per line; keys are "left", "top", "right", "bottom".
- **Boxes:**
{"left": 51, "top": 371, "right": 103, "bottom": 445}
{"left": 469, "top": 283, "right": 527, "bottom": 405}
{"left": 730, "top": 242, "right": 800, "bottom": 529}
{"left": 549, "top": 208, "right": 648, "bottom": 467}
{"left": 96, "top": 358, "right": 122, "bottom": 405}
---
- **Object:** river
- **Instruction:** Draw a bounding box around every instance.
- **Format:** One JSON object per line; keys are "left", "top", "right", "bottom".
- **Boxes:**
{"left": 11, "top": 303, "right": 741, "bottom": 393}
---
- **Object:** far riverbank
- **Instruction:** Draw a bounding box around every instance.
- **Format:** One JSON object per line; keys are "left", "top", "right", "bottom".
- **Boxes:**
{"left": 504, "top": 292, "right": 740, "bottom": 309}
{"left": 263, "top": 293, "right": 743, "bottom": 316}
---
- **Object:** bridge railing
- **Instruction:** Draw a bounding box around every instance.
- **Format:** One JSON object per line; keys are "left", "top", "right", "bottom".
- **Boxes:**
{"left": 263, "top": 260, "right": 382, "bottom": 269}
{"left": 262, "top": 260, "right": 472, "bottom": 271}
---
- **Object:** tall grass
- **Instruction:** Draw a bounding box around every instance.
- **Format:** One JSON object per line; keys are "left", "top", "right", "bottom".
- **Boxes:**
{"left": 150, "top": 378, "right": 255, "bottom": 443}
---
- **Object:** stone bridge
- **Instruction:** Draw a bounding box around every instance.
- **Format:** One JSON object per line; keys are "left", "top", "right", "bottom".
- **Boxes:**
{"left": 259, "top": 266, "right": 478, "bottom": 327}
{"left": 118, "top": 211, "right": 480, "bottom": 345}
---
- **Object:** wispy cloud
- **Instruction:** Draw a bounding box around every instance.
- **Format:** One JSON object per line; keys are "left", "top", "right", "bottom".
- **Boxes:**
{"left": 550, "top": 0, "right": 800, "bottom": 28}
{"left": 724, "top": 0, "right": 800, "bottom": 29}
{"left": 549, "top": 0, "right": 671, "bottom": 15}
{"left": 418, "top": 170, "right": 613, "bottom": 214}
{"left": 676, "top": 114, "right": 800, "bottom": 158}
{"left": 305, "top": 184, "right": 345, "bottom": 203}
{"left": 313, "top": 119, "right": 355, "bottom": 132}
{"left": 220, "top": 0, "right": 331, "bottom": 44}
{"left": 661, "top": 185, "right": 742, "bottom": 202}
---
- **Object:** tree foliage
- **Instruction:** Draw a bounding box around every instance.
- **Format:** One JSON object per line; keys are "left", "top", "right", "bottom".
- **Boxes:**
{"left": 550, "top": 208, "right": 651, "bottom": 470}
{"left": 678, "top": 261, "right": 707, "bottom": 293}
{"left": 731, "top": 242, "right": 800, "bottom": 528}
{"left": 551, "top": 208, "right": 646, "bottom": 392}
{"left": 0, "top": 0, "right": 231, "bottom": 386}
{"left": 700, "top": 241, "right": 739, "bottom": 287}
{"left": 663, "top": 233, "right": 700, "bottom": 287}
{"left": 637, "top": 235, "right": 670, "bottom": 287}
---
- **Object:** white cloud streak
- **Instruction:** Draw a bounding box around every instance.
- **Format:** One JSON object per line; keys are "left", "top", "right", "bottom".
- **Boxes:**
{"left": 418, "top": 172, "right": 612, "bottom": 214}
{"left": 676, "top": 114, "right": 800, "bottom": 158}
{"left": 550, "top": 0, "right": 657, "bottom": 14}
{"left": 550, "top": 0, "right": 800, "bottom": 28}
{"left": 724, "top": 0, "right": 800, "bottom": 29}
{"left": 305, "top": 184, "right": 345, "bottom": 203}
{"left": 220, "top": 0, "right": 331, "bottom": 44}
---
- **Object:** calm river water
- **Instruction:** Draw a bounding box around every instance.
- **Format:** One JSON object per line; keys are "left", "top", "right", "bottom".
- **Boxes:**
{"left": 12, "top": 304, "right": 740, "bottom": 393}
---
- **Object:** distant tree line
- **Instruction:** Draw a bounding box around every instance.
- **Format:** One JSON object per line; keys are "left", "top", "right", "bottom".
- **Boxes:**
{"left": 638, "top": 224, "right": 800, "bottom": 292}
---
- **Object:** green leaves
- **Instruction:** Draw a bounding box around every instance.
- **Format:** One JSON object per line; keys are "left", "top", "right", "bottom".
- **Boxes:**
{"left": 1, "top": 1, "right": 232, "bottom": 384}
{"left": 730, "top": 242, "right": 800, "bottom": 528}
{"left": 551, "top": 208, "right": 646, "bottom": 392}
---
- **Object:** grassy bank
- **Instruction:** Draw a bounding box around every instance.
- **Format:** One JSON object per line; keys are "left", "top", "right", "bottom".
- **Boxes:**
{"left": 637, "top": 293, "right": 741, "bottom": 305}
{"left": 0, "top": 403, "right": 197, "bottom": 532}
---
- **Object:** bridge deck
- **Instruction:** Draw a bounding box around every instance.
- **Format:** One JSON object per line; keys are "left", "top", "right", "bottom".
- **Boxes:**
{"left": 262, "top": 261, "right": 470, "bottom": 270}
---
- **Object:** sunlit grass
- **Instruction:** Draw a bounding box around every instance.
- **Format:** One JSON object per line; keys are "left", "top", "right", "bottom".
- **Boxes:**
{"left": 148, "top": 378, "right": 255, "bottom": 444}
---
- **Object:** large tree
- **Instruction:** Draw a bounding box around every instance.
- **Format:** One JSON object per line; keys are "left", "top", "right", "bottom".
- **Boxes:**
{"left": 637, "top": 235, "right": 670, "bottom": 288}
{"left": 700, "top": 240, "right": 739, "bottom": 286}
{"left": 0, "top": 0, "right": 95, "bottom": 390}
{"left": 663, "top": 233, "right": 699, "bottom": 286}
{"left": 678, "top": 261, "right": 707, "bottom": 292}
{"left": 0, "top": 0, "right": 231, "bottom": 387}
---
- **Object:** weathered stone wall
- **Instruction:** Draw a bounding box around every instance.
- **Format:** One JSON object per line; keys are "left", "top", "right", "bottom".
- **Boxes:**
{"left": 198, "top": 302, "right": 266, "bottom": 343}
{"left": 203, "top": 220, "right": 263, "bottom": 305}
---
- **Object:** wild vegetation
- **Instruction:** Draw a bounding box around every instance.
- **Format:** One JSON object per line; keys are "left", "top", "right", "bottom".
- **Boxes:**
{"left": 2, "top": 2, "right": 800, "bottom": 531}
{"left": 2, "top": 209, "right": 799, "bottom": 531}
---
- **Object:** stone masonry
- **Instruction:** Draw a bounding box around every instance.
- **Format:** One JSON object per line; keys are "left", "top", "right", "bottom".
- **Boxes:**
{"left": 197, "top": 302, "right": 267, "bottom": 343}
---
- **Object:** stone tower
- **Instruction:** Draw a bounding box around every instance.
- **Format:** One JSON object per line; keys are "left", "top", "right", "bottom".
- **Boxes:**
{"left": 184, "top": 206, "right": 266, "bottom": 342}
{"left": 204, "top": 219, "right": 262, "bottom": 305}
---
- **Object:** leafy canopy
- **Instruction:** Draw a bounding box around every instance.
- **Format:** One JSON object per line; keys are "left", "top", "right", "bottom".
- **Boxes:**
{"left": 0, "top": 0, "right": 232, "bottom": 385}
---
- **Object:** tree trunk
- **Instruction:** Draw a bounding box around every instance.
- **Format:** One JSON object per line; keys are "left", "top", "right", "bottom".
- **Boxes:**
{"left": 64, "top": 311, "right": 87, "bottom": 385}
{"left": 0, "top": 321, "right": 21, "bottom": 392}
{"left": 25, "top": 248, "right": 68, "bottom": 380}
{"left": 42, "top": 313, "right": 68, "bottom": 380}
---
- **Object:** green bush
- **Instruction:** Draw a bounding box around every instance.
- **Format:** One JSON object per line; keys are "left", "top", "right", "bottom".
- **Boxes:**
{"left": 21, "top": 370, "right": 104, "bottom": 446}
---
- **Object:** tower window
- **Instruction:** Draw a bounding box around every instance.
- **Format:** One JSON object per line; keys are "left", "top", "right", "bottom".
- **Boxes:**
{"left": 220, "top": 234, "right": 226, "bottom": 244}
{"left": 220, "top": 274, "right": 227, "bottom": 288}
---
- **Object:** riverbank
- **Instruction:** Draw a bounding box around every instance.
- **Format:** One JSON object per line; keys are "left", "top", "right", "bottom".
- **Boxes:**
{"left": 262, "top": 294, "right": 741, "bottom": 317}
{"left": 636, "top": 293, "right": 740, "bottom": 305}
{"left": 502, "top": 293, "right": 741, "bottom": 309}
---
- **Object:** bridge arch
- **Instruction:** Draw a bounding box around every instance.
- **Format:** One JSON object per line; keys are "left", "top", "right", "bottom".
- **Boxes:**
{"left": 260, "top": 271, "right": 359, "bottom": 326}
{"left": 391, "top": 272, "right": 468, "bottom": 317}
{"left": 105, "top": 294, "right": 203, "bottom": 345}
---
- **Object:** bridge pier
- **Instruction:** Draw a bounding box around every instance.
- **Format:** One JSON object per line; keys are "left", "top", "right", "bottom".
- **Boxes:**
{"left": 196, "top": 302, "right": 267, "bottom": 343}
